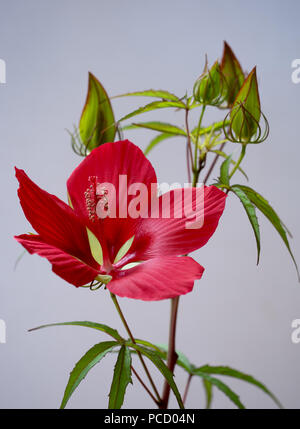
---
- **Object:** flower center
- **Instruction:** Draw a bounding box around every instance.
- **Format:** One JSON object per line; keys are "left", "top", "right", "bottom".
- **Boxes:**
{"left": 84, "top": 176, "right": 108, "bottom": 222}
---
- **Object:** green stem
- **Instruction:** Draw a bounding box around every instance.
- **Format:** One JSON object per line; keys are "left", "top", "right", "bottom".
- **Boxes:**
{"left": 193, "top": 105, "right": 206, "bottom": 176}
{"left": 185, "top": 108, "right": 193, "bottom": 184}
{"left": 110, "top": 293, "right": 162, "bottom": 405}
{"left": 229, "top": 144, "right": 246, "bottom": 179}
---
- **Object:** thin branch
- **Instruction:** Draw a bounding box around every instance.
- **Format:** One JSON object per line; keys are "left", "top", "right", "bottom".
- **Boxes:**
{"left": 131, "top": 365, "right": 159, "bottom": 405}
{"left": 183, "top": 374, "right": 193, "bottom": 405}
{"left": 159, "top": 297, "right": 180, "bottom": 409}
{"left": 110, "top": 293, "right": 162, "bottom": 405}
{"left": 203, "top": 141, "right": 226, "bottom": 184}
{"left": 185, "top": 109, "right": 193, "bottom": 184}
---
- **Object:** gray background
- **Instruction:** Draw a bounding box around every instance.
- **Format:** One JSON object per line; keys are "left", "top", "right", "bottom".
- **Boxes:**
{"left": 0, "top": 0, "right": 300, "bottom": 409}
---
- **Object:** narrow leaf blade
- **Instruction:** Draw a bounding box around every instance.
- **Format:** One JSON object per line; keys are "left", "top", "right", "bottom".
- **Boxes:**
{"left": 130, "top": 121, "right": 187, "bottom": 136}
{"left": 28, "top": 321, "right": 123, "bottom": 342}
{"left": 144, "top": 133, "right": 175, "bottom": 156}
{"left": 211, "top": 149, "right": 248, "bottom": 180}
{"left": 231, "top": 185, "right": 261, "bottom": 264}
{"left": 112, "top": 89, "right": 180, "bottom": 102}
{"left": 193, "top": 370, "right": 245, "bottom": 409}
{"left": 108, "top": 346, "right": 132, "bottom": 409}
{"left": 118, "top": 101, "right": 186, "bottom": 123}
{"left": 203, "top": 379, "right": 213, "bottom": 409}
{"left": 237, "top": 185, "right": 299, "bottom": 278}
{"left": 219, "top": 154, "right": 233, "bottom": 186}
{"left": 197, "top": 364, "right": 282, "bottom": 408}
{"left": 129, "top": 343, "right": 184, "bottom": 409}
{"left": 60, "top": 341, "right": 118, "bottom": 408}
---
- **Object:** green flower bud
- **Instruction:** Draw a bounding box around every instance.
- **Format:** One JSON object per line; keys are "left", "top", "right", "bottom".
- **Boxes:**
{"left": 193, "top": 60, "right": 224, "bottom": 106}
{"left": 224, "top": 67, "right": 269, "bottom": 144}
{"left": 220, "top": 41, "right": 245, "bottom": 108}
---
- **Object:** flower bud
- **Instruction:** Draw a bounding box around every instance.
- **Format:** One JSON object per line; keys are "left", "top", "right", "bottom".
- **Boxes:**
{"left": 220, "top": 41, "right": 245, "bottom": 108}
{"left": 224, "top": 67, "right": 269, "bottom": 144}
{"left": 193, "top": 60, "right": 224, "bottom": 106}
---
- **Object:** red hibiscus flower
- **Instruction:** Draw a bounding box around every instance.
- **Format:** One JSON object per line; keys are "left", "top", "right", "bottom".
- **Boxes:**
{"left": 15, "top": 140, "right": 226, "bottom": 301}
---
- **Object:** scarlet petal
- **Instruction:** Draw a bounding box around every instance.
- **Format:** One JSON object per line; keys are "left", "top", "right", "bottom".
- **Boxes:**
{"left": 15, "top": 168, "right": 97, "bottom": 269}
{"left": 107, "top": 256, "right": 204, "bottom": 301}
{"left": 131, "top": 185, "right": 227, "bottom": 260}
{"left": 67, "top": 140, "right": 157, "bottom": 261}
{"left": 15, "top": 234, "right": 99, "bottom": 287}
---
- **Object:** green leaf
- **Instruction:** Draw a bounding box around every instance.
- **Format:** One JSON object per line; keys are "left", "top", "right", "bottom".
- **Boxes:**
{"left": 221, "top": 41, "right": 245, "bottom": 107}
{"left": 219, "top": 154, "right": 233, "bottom": 186}
{"left": 236, "top": 185, "right": 299, "bottom": 279}
{"left": 60, "top": 341, "right": 118, "bottom": 408}
{"left": 112, "top": 89, "right": 180, "bottom": 102}
{"left": 28, "top": 321, "right": 123, "bottom": 342}
{"left": 202, "top": 379, "right": 213, "bottom": 409}
{"left": 129, "top": 343, "right": 184, "bottom": 409}
{"left": 118, "top": 100, "right": 186, "bottom": 123}
{"left": 193, "top": 369, "right": 245, "bottom": 409}
{"left": 144, "top": 133, "right": 175, "bottom": 156}
{"left": 191, "top": 120, "right": 229, "bottom": 137}
{"left": 211, "top": 149, "right": 248, "bottom": 180}
{"left": 123, "top": 121, "right": 187, "bottom": 136}
{"left": 79, "top": 72, "right": 116, "bottom": 151}
{"left": 231, "top": 185, "right": 261, "bottom": 264}
{"left": 134, "top": 340, "right": 194, "bottom": 374}
{"left": 230, "top": 67, "right": 261, "bottom": 141}
{"left": 197, "top": 364, "right": 282, "bottom": 408}
{"left": 108, "top": 346, "right": 132, "bottom": 409}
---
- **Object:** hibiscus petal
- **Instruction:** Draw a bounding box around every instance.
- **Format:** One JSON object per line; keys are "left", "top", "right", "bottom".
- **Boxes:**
{"left": 67, "top": 140, "right": 157, "bottom": 260}
{"left": 15, "top": 234, "right": 99, "bottom": 287}
{"left": 107, "top": 256, "right": 204, "bottom": 301}
{"left": 131, "top": 185, "right": 227, "bottom": 260}
{"left": 15, "top": 168, "right": 98, "bottom": 269}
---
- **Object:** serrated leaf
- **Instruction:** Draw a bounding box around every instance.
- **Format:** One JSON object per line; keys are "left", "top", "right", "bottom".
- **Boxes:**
{"left": 211, "top": 150, "right": 248, "bottom": 180}
{"left": 219, "top": 154, "right": 233, "bottom": 186}
{"left": 191, "top": 120, "right": 229, "bottom": 137}
{"left": 118, "top": 100, "right": 186, "bottom": 123}
{"left": 60, "top": 341, "right": 118, "bottom": 408}
{"left": 79, "top": 72, "right": 116, "bottom": 151}
{"left": 202, "top": 379, "right": 213, "bottom": 409}
{"left": 231, "top": 185, "right": 261, "bottom": 264}
{"left": 112, "top": 89, "right": 180, "bottom": 102}
{"left": 154, "top": 343, "right": 195, "bottom": 374}
{"left": 129, "top": 343, "right": 184, "bottom": 409}
{"left": 125, "top": 121, "right": 187, "bottom": 136}
{"left": 134, "top": 340, "right": 194, "bottom": 374}
{"left": 193, "top": 369, "right": 245, "bottom": 409}
{"left": 197, "top": 364, "right": 282, "bottom": 408}
{"left": 28, "top": 321, "right": 123, "bottom": 342}
{"left": 108, "top": 346, "right": 132, "bottom": 409}
{"left": 144, "top": 133, "right": 175, "bottom": 156}
{"left": 236, "top": 185, "right": 299, "bottom": 279}
{"left": 221, "top": 42, "right": 245, "bottom": 107}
